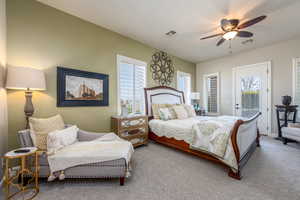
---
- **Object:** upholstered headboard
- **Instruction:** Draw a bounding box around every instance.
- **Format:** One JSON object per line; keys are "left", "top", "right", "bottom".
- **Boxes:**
{"left": 144, "top": 86, "right": 185, "bottom": 116}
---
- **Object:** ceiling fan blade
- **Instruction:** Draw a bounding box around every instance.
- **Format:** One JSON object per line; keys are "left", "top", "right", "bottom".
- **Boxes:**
{"left": 238, "top": 15, "right": 267, "bottom": 29}
{"left": 237, "top": 31, "right": 253, "bottom": 37}
{"left": 216, "top": 38, "right": 225, "bottom": 46}
{"left": 200, "top": 33, "right": 223, "bottom": 40}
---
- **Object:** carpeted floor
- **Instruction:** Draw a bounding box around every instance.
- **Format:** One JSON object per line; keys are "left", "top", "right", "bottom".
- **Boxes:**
{"left": 2, "top": 136, "right": 300, "bottom": 200}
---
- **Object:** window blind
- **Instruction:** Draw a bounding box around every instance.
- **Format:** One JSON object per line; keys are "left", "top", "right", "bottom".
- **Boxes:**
{"left": 119, "top": 61, "right": 146, "bottom": 114}
{"left": 206, "top": 75, "right": 218, "bottom": 113}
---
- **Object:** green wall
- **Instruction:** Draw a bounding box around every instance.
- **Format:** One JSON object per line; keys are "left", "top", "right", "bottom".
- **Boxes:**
{"left": 7, "top": 0, "right": 196, "bottom": 149}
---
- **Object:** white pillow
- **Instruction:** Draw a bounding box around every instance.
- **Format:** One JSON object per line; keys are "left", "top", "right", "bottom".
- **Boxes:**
{"left": 172, "top": 105, "right": 189, "bottom": 119}
{"left": 47, "top": 132, "right": 64, "bottom": 155}
{"left": 184, "top": 105, "right": 196, "bottom": 117}
{"left": 159, "top": 108, "right": 173, "bottom": 121}
{"left": 30, "top": 130, "right": 37, "bottom": 146}
{"left": 47, "top": 125, "right": 79, "bottom": 155}
{"left": 60, "top": 126, "right": 78, "bottom": 146}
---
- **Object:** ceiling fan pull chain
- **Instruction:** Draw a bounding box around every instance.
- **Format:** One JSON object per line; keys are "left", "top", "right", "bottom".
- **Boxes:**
{"left": 229, "top": 40, "right": 233, "bottom": 54}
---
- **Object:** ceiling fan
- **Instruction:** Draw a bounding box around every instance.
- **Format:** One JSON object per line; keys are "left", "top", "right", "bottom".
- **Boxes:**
{"left": 200, "top": 15, "right": 267, "bottom": 46}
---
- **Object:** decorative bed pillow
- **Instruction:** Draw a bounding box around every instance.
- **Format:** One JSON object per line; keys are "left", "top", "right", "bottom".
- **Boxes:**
{"left": 172, "top": 105, "right": 189, "bottom": 119}
{"left": 152, "top": 104, "right": 177, "bottom": 120}
{"left": 184, "top": 105, "right": 196, "bottom": 117}
{"left": 47, "top": 125, "right": 79, "bottom": 155}
{"left": 159, "top": 108, "right": 173, "bottom": 121}
{"left": 29, "top": 114, "right": 65, "bottom": 150}
{"left": 167, "top": 105, "right": 177, "bottom": 119}
{"left": 152, "top": 104, "right": 166, "bottom": 119}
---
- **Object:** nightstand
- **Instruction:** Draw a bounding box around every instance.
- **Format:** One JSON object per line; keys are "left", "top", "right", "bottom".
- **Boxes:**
{"left": 111, "top": 115, "right": 148, "bottom": 147}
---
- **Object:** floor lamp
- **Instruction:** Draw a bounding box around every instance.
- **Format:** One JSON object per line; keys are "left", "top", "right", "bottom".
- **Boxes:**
{"left": 6, "top": 66, "right": 46, "bottom": 128}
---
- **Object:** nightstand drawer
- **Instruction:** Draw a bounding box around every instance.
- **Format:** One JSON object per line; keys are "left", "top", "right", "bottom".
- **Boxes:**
{"left": 119, "top": 127, "right": 147, "bottom": 138}
{"left": 127, "top": 135, "right": 148, "bottom": 147}
{"left": 120, "top": 117, "right": 146, "bottom": 129}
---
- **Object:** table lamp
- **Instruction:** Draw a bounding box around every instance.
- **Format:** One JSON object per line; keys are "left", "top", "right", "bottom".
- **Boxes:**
{"left": 190, "top": 92, "right": 200, "bottom": 111}
{"left": 6, "top": 66, "right": 46, "bottom": 128}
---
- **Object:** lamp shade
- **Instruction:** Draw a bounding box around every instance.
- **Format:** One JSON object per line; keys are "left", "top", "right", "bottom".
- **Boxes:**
{"left": 190, "top": 92, "right": 200, "bottom": 100}
{"left": 6, "top": 66, "right": 46, "bottom": 91}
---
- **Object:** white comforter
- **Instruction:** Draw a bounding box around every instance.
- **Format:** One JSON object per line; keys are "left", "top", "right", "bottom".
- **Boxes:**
{"left": 191, "top": 118, "right": 235, "bottom": 158}
{"left": 47, "top": 133, "right": 134, "bottom": 174}
{"left": 149, "top": 116, "right": 241, "bottom": 170}
{"left": 149, "top": 116, "right": 214, "bottom": 143}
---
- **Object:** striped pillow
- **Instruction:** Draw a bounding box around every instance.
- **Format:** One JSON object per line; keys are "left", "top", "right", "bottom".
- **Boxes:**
{"left": 172, "top": 105, "right": 189, "bottom": 119}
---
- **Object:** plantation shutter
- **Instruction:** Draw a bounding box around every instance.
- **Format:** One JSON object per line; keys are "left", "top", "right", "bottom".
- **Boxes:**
{"left": 134, "top": 65, "right": 146, "bottom": 113}
{"left": 294, "top": 58, "right": 300, "bottom": 116}
{"left": 119, "top": 62, "right": 134, "bottom": 113}
{"left": 119, "top": 61, "right": 146, "bottom": 114}
{"left": 177, "top": 71, "right": 191, "bottom": 104}
{"left": 207, "top": 75, "right": 218, "bottom": 113}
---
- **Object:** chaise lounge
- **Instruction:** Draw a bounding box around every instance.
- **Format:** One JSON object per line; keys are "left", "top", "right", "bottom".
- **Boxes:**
{"left": 282, "top": 123, "right": 300, "bottom": 144}
{"left": 18, "top": 127, "right": 128, "bottom": 185}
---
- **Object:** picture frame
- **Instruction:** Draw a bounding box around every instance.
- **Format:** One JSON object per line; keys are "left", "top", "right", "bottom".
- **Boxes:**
{"left": 57, "top": 67, "right": 109, "bottom": 107}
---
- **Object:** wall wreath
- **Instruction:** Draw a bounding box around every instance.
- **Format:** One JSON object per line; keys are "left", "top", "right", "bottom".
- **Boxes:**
{"left": 150, "top": 51, "right": 174, "bottom": 86}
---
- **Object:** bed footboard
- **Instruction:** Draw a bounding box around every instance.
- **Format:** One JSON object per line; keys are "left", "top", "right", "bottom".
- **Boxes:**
{"left": 229, "top": 112, "right": 261, "bottom": 179}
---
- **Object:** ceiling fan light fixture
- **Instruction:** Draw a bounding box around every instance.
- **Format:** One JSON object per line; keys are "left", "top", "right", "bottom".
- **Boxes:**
{"left": 223, "top": 31, "right": 238, "bottom": 40}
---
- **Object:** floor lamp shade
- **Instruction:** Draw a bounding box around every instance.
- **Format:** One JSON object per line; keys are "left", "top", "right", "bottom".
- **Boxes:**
{"left": 6, "top": 66, "right": 46, "bottom": 128}
{"left": 6, "top": 66, "right": 46, "bottom": 90}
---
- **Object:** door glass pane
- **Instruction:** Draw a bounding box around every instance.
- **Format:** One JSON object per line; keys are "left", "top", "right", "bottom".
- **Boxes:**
{"left": 241, "top": 76, "right": 260, "bottom": 118}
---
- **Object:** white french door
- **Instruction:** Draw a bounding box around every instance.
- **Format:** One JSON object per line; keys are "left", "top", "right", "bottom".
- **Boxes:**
{"left": 233, "top": 62, "right": 271, "bottom": 135}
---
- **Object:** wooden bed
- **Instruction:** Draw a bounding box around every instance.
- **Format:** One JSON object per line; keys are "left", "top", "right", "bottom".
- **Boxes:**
{"left": 144, "top": 86, "right": 261, "bottom": 180}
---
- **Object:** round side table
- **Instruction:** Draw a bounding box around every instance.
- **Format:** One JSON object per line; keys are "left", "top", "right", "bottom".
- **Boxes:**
{"left": 4, "top": 147, "right": 39, "bottom": 200}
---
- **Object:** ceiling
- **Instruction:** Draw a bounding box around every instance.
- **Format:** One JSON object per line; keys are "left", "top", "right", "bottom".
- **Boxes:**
{"left": 37, "top": 0, "right": 300, "bottom": 63}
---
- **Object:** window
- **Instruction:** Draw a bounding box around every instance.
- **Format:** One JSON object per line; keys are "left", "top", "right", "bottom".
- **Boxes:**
{"left": 203, "top": 73, "right": 219, "bottom": 114}
{"left": 177, "top": 71, "right": 191, "bottom": 104}
{"left": 293, "top": 58, "right": 300, "bottom": 116}
{"left": 117, "top": 55, "right": 146, "bottom": 114}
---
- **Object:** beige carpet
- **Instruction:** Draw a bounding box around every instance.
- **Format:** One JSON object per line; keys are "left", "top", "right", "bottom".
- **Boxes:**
{"left": 2, "top": 136, "right": 300, "bottom": 200}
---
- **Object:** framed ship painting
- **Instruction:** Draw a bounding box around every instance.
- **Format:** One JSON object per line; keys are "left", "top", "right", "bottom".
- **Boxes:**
{"left": 57, "top": 67, "right": 109, "bottom": 107}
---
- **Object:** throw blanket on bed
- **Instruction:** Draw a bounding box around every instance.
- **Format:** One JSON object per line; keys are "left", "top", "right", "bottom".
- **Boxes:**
{"left": 47, "top": 133, "right": 134, "bottom": 175}
{"left": 190, "top": 117, "right": 239, "bottom": 170}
